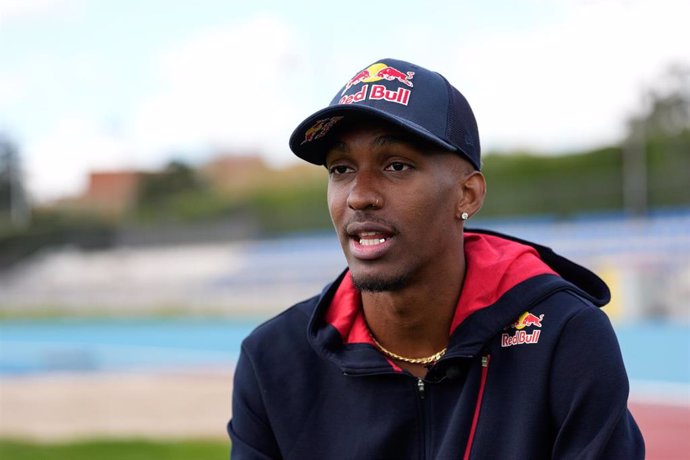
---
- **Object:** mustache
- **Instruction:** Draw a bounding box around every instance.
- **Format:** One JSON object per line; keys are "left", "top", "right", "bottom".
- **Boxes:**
{"left": 342, "top": 213, "right": 398, "bottom": 235}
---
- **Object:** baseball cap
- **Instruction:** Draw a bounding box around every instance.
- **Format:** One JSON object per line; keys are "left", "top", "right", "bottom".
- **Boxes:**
{"left": 289, "top": 58, "right": 481, "bottom": 170}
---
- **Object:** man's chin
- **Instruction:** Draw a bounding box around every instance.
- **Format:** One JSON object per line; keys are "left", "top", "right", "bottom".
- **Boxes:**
{"left": 351, "top": 273, "right": 409, "bottom": 293}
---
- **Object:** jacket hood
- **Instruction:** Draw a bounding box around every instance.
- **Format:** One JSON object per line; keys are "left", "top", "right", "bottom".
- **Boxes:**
{"left": 470, "top": 228, "right": 610, "bottom": 306}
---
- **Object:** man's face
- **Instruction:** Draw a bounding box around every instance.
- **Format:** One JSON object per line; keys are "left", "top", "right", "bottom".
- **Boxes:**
{"left": 325, "top": 121, "right": 468, "bottom": 292}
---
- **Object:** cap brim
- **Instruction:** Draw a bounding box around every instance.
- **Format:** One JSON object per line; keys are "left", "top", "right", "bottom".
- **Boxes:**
{"left": 289, "top": 105, "right": 458, "bottom": 165}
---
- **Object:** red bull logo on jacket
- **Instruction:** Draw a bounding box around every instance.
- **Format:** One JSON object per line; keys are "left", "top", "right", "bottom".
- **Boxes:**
{"left": 501, "top": 311, "right": 544, "bottom": 348}
{"left": 339, "top": 63, "right": 415, "bottom": 106}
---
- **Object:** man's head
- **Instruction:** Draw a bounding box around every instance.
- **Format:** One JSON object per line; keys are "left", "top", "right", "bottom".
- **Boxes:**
{"left": 289, "top": 59, "right": 485, "bottom": 292}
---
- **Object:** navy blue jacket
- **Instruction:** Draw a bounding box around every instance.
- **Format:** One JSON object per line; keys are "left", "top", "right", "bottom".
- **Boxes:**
{"left": 228, "top": 230, "right": 644, "bottom": 459}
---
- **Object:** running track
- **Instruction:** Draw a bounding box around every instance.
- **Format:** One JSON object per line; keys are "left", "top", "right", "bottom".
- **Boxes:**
{"left": 629, "top": 402, "right": 690, "bottom": 459}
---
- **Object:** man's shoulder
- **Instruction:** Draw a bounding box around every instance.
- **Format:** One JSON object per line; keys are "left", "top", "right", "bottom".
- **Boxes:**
{"left": 538, "top": 286, "right": 610, "bottom": 324}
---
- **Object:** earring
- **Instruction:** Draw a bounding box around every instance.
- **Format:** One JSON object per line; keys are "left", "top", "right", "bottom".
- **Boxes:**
{"left": 460, "top": 212, "right": 469, "bottom": 221}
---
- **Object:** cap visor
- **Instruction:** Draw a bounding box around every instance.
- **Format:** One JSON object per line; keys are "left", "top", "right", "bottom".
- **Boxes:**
{"left": 289, "top": 105, "right": 457, "bottom": 165}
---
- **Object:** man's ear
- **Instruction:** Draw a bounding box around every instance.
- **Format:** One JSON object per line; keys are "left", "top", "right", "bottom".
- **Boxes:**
{"left": 456, "top": 171, "right": 486, "bottom": 220}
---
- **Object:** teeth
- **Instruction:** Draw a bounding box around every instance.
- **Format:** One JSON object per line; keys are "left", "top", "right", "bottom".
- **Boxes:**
{"left": 358, "top": 232, "right": 387, "bottom": 246}
{"left": 360, "top": 238, "right": 386, "bottom": 246}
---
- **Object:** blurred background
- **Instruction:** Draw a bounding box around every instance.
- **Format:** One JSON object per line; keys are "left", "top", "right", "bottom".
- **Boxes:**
{"left": 1, "top": 0, "right": 688, "bottom": 458}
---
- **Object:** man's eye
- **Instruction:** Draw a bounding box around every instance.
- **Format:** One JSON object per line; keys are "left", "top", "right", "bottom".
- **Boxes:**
{"left": 385, "top": 162, "right": 411, "bottom": 172}
{"left": 329, "top": 165, "right": 350, "bottom": 175}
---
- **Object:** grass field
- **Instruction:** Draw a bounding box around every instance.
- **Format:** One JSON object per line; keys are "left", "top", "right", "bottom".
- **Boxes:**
{"left": 0, "top": 438, "right": 228, "bottom": 460}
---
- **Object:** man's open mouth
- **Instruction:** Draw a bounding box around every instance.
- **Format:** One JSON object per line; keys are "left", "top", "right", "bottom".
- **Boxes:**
{"left": 357, "top": 232, "right": 388, "bottom": 246}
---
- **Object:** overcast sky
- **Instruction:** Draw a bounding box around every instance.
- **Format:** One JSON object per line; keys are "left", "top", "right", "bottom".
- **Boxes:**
{"left": 1, "top": 0, "right": 688, "bottom": 202}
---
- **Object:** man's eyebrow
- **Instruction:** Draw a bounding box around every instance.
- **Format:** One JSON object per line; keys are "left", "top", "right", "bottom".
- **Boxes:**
{"left": 374, "top": 133, "right": 438, "bottom": 152}
{"left": 327, "top": 135, "right": 408, "bottom": 151}
{"left": 372, "top": 134, "right": 414, "bottom": 147}
{"left": 326, "top": 132, "right": 422, "bottom": 154}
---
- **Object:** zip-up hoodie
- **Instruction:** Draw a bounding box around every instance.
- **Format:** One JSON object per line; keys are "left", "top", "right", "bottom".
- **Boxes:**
{"left": 228, "top": 230, "right": 645, "bottom": 459}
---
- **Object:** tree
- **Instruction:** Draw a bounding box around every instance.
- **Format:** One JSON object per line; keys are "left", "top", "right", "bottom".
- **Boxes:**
{"left": 134, "top": 160, "right": 210, "bottom": 222}
{"left": 0, "top": 135, "right": 30, "bottom": 230}
{"left": 623, "top": 64, "right": 690, "bottom": 215}
{"left": 640, "top": 64, "right": 690, "bottom": 138}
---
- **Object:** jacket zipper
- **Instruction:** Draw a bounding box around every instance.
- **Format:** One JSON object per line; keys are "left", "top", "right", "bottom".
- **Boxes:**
{"left": 416, "top": 377, "right": 429, "bottom": 459}
{"left": 463, "top": 354, "right": 491, "bottom": 460}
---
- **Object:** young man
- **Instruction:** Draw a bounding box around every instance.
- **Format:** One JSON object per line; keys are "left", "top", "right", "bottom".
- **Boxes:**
{"left": 228, "top": 58, "right": 644, "bottom": 459}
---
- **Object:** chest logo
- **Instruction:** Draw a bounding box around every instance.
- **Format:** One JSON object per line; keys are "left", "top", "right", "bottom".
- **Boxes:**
{"left": 501, "top": 311, "right": 544, "bottom": 348}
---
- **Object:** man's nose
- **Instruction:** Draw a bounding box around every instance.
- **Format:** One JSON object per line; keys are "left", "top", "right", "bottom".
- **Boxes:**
{"left": 346, "top": 171, "right": 383, "bottom": 210}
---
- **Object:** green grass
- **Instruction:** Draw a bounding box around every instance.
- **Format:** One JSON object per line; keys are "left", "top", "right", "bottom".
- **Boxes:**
{"left": 0, "top": 438, "right": 229, "bottom": 460}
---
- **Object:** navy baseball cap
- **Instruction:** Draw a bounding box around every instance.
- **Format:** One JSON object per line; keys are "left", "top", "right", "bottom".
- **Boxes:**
{"left": 289, "top": 58, "right": 481, "bottom": 170}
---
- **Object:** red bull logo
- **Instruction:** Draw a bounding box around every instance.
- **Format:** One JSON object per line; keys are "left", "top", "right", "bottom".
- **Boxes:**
{"left": 339, "top": 63, "right": 415, "bottom": 105}
{"left": 501, "top": 311, "right": 544, "bottom": 348}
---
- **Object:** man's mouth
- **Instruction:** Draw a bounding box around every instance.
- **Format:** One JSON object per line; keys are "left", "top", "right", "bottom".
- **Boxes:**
{"left": 345, "top": 221, "right": 397, "bottom": 259}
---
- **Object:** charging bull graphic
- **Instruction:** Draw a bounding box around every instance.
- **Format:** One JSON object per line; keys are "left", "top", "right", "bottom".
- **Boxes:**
{"left": 511, "top": 312, "right": 544, "bottom": 330}
{"left": 341, "top": 63, "right": 415, "bottom": 96}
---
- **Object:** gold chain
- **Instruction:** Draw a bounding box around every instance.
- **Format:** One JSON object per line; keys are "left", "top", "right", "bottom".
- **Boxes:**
{"left": 367, "top": 330, "right": 447, "bottom": 365}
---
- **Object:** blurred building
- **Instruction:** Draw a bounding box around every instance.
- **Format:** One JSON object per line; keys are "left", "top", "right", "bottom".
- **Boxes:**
{"left": 70, "top": 155, "right": 273, "bottom": 218}
{"left": 81, "top": 171, "right": 145, "bottom": 216}
{"left": 200, "top": 154, "right": 271, "bottom": 195}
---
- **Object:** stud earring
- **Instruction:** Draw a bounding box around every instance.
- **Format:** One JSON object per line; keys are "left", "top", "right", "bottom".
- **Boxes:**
{"left": 460, "top": 212, "right": 469, "bottom": 221}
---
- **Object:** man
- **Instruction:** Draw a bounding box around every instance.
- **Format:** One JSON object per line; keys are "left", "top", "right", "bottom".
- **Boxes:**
{"left": 228, "top": 58, "right": 644, "bottom": 459}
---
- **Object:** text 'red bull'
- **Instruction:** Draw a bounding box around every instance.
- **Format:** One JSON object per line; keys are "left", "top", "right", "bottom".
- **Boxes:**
{"left": 501, "top": 330, "right": 541, "bottom": 347}
{"left": 339, "top": 84, "right": 411, "bottom": 106}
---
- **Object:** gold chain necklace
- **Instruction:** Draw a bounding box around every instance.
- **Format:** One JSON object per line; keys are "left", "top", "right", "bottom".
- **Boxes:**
{"left": 367, "top": 329, "right": 447, "bottom": 365}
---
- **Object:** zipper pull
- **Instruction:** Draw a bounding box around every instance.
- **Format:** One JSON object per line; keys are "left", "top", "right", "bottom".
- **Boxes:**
{"left": 417, "top": 378, "right": 425, "bottom": 399}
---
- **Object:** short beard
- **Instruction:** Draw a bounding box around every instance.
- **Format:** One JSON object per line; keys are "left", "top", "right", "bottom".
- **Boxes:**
{"left": 352, "top": 274, "right": 409, "bottom": 293}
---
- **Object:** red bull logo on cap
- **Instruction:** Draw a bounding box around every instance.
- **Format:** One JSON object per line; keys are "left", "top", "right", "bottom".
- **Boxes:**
{"left": 501, "top": 311, "right": 545, "bottom": 348}
{"left": 339, "top": 63, "right": 415, "bottom": 106}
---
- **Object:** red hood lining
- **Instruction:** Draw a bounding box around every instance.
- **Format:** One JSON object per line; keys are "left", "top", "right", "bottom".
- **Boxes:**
{"left": 324, "top": 232, "right": 558, "bottom": 346}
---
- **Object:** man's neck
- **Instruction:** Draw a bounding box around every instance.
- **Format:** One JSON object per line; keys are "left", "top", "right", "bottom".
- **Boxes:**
{"left": 361, "top": 267, "right": 465, "bottom": 363}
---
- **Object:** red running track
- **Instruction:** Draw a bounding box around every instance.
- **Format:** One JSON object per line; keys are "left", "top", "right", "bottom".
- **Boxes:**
{"left": 629, "top": 402, "right": 690, "bottom": 460}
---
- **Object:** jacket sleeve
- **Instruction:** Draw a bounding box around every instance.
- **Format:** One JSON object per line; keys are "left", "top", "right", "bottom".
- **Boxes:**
{"left": 549, "top": 304, "right": 645, "bottom": 459}
{"left": 227, "top": 345, "right": 281, "bottom": 460}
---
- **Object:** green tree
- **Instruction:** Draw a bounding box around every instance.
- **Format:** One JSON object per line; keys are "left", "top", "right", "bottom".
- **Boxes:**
{"left": 138, "top": 160, "right": 203, "bottom": 204}
{"left": 133, "top": 160, "right": 232, "bottom": 222}
{"left": 624, "top": 63, "right": 690, "bottom": 214}
{"left": 636, "top": 64, "right": 690, "bottom": 138}
{"left": 0, "top": 135, "right": 30, "bottom": 230}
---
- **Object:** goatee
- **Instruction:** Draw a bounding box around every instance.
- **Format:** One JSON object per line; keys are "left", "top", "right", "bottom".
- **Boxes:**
{"left": 352, "top": 274, "right": 409, "bottom": 293}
